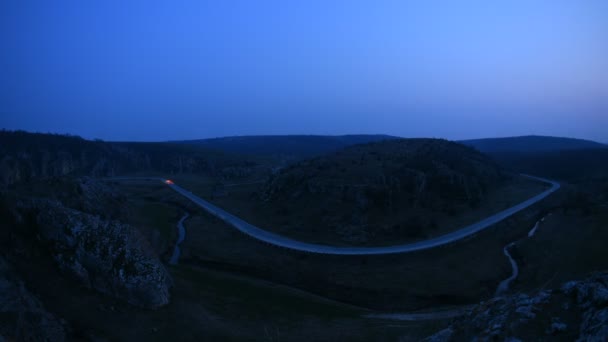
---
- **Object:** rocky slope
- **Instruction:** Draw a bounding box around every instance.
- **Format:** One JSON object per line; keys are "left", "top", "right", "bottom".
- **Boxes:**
{"left": 425, "top": 272, "right": 608, "bottom": 341}
{"left": 261, "top": 138, "right": 509, "bottom": 243}
{"left": 2, "top": 177, "right": 173, "bottom": 309}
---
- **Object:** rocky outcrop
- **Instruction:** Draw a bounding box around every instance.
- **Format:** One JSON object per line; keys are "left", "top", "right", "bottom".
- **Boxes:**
{"left": 424, "top": 272, "right": 608, "bottom": 341}
{"left": 0, "top": 257, "right": 67, "bottom": 341}
{"left": 562, "top": 274, "right": 608, "bottom": 341}
{"left": 14, "top": 200, "right": 172, "bottom": 309}
{"left": 264, "top": 139, "right": 506, "bottom": 204}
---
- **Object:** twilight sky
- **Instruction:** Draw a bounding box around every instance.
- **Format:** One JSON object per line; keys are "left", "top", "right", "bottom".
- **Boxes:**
{"left": 1, "top": 0, "right": 606, "bottom": 142}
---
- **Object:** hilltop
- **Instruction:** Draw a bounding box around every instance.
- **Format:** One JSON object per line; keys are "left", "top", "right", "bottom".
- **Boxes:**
{"left": 264, "top": 138, "right": 506, "bottom": 206}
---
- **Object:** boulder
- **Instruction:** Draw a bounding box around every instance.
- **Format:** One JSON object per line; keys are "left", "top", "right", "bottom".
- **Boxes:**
{"left": 28, "top": 200, "right": 173, "bottom": 309}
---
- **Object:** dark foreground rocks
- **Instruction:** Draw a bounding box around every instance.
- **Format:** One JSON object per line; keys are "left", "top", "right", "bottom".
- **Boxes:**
{"left": 424, "top": 272, "right": 608, "bottom": 341}
{"left": 0, "top": 257, "right": 67, "bottom": 341}
{"left": 10, "top": 198, "right": 172, "bottom": 309}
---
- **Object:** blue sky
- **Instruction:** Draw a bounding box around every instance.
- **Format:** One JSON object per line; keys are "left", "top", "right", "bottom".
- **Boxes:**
{"left": 1, "top": 0, "right": 606, "bottom": 141}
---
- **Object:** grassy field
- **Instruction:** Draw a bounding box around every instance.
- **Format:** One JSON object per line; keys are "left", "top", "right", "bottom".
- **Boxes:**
{"left": 178, "top": 199, "right": 551, "bottom": 312}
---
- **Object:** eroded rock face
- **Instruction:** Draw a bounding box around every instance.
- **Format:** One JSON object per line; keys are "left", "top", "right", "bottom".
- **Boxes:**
{"left": 23, "top": 200, "right": 172, "bottom": 309}
{"left": 0, "top": 257, "right": 66, "bottom": 341}
{"left": 424, "top": 272, "right": 608, "bottom": 341}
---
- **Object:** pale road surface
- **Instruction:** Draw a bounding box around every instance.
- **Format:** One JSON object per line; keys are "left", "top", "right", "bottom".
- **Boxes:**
{"left": 107, "top": 174, "right": 560, "bottom": 255}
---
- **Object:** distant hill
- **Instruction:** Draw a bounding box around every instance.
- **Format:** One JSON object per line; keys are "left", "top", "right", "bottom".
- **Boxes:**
{"left": 0, "top": 130, "right": 257, "bottom": 186}
{"left": 172, "top": 134, "right": 398, "bottom": 159}
{"left": 461, "top": 135, "right": 606, "bottom": 154}
{"left": 492, "top": 149, "right": 608, "bottom": 183}
{"left": 459, "top": 135, "right": 608, "bottom": 182}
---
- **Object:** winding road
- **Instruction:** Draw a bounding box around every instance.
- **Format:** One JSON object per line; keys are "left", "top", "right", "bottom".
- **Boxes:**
{"left": 109, "top": 174, "right": 559, "bottom": 255}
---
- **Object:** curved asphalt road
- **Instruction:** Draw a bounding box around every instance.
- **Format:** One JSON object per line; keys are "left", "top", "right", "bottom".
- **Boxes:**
{"left": 109, "top": 174, "right": 559, "bottom": 255}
